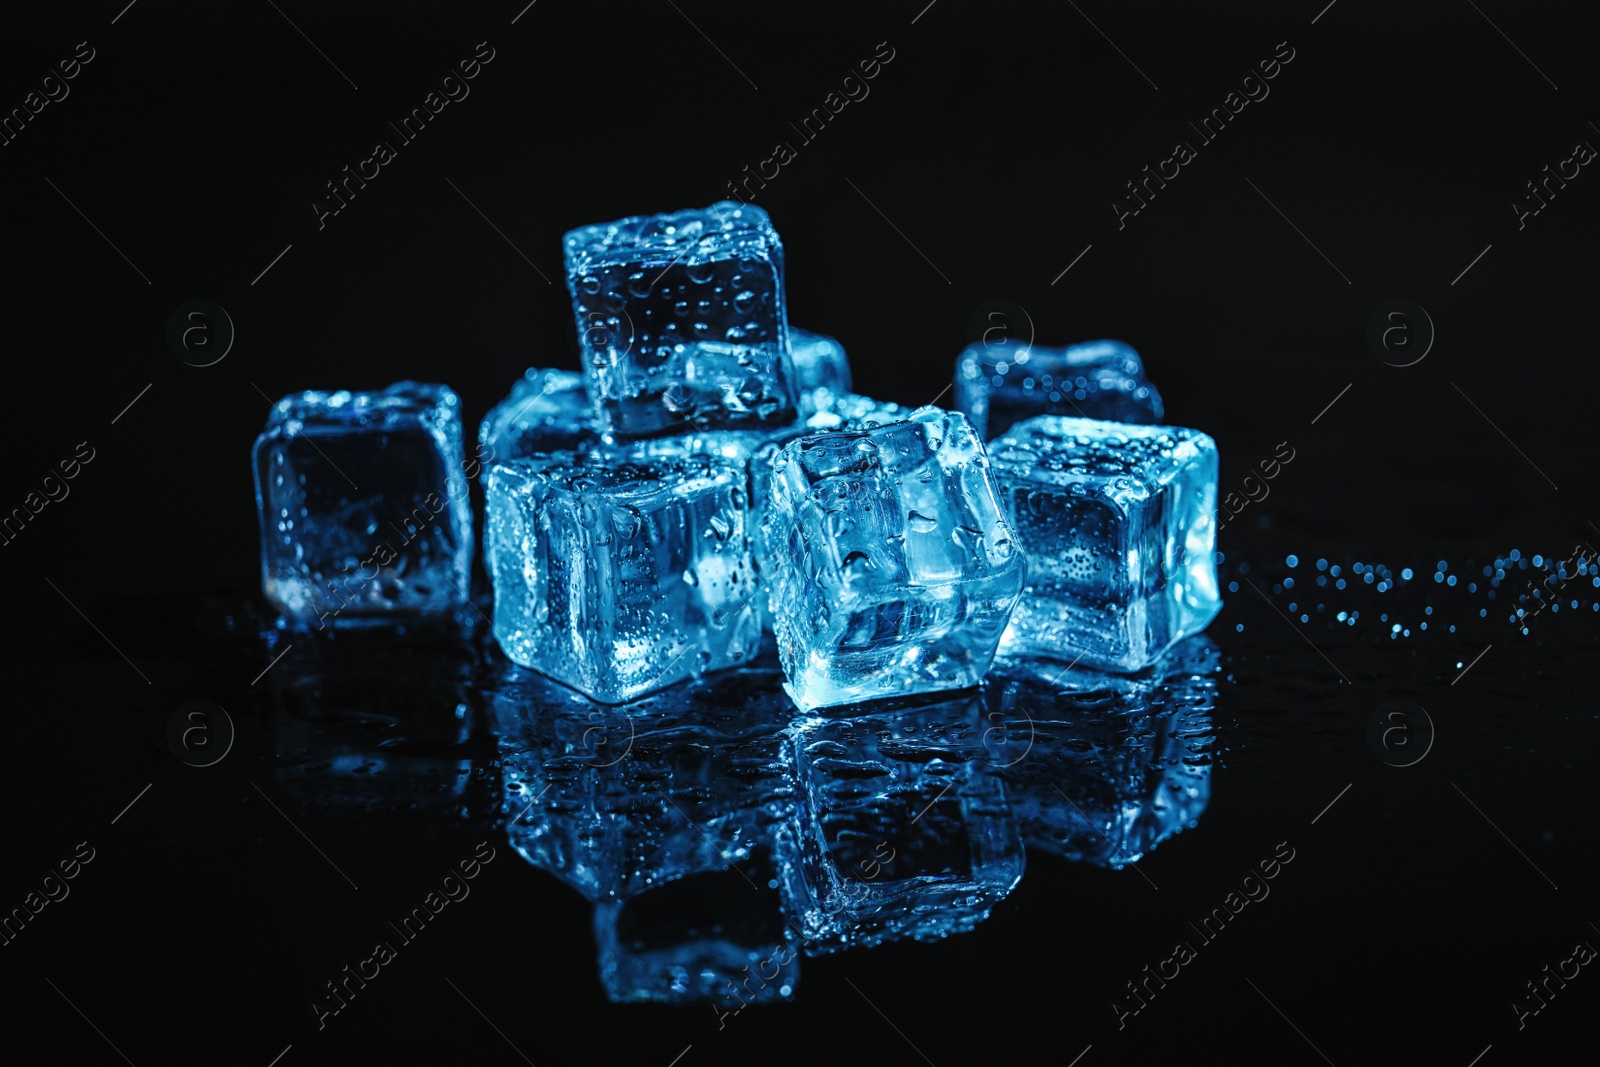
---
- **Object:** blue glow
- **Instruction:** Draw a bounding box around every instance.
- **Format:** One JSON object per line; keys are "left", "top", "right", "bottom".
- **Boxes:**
{"left": 953, "top": 338, "right": 1163, "bottom": 439}
{"left": 252, "top": 381, "right": 473, "bottom": 625}
{"left": 564, "top": 201, "right": 796, "bottom": 438}
{"left": 987, "top": 415, "right": 1220, "bottom": 672}
{"left": 760, "top": 408, "right": 1022, "bottom": 709}
{"left": 485, "top": 451, "right": 761, "bottom": 702}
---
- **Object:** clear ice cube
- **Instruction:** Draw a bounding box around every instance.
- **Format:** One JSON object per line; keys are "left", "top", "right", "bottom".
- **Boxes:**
{"left": 563, "top": 201, "right": 796, "bottom": 439}
{"left": 989, "top": 415, "right": 1220, "bottom": 671}
{"left": 789, "top": 327, "right": 851, "bottom": 395}
{"left": 252, "top": 381, "right": 472, "bottom": 627}
{"left": 758, "top": 407, "right": 1024, "bottom": 710}
{"left": 776, "top": 695, "right": 1024, "bottom": 953}
{"left": 984, "top": 638, "right": 1217, "bottom": 866}
{"left": 491, "top": 660, "right": 796, "bottom": 902}
{"left": 485, "top": 451, "right": 761, "bottom": 701}
{"left": 954, "top": 339, "right": 1163, "bottom": 439}
{"left": 478, "top": 367, "right": 596, "bottom": 461}
{"left": 593, "top": 852, "right": 799, "bottom": 1006}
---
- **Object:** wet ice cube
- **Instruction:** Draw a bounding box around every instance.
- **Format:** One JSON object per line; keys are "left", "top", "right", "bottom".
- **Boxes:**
{"left": 984, "top": 639, "right": 1218, "bottom": 866}
{"left": 564, "top": 201, "right": 796, "bottom": 439}
{"left": 776, "top": 696, "right": 1024, "bottom": 953}
{"left": 789, "top": 327, "right": 851, "bottom": 395}
{"left": 758, "top": 407, "right": 1024, "bottom": 710}
{"left": 954, "top": 339, "right": 1163, "bottom": 439}
{"left": 252, "top": 381, "right": 472, "bottom": 626}
{"left": 492, "top": 661, "right": 796, "bottom": 901}
{"left": 485, "top": 452, "right": 761, "bottom": 701}
{"left": 478, "top": 367, "right": 596, "bottom": 461}
{"left": 593, "top": 853, "right": 799, "bottom": 1006}
{"left": 989, "top": 415, "right": 1220, "bottom": 671}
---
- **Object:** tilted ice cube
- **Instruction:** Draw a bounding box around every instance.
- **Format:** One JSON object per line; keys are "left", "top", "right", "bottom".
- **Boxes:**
{"left": 485, "top": 452, "right": 761, "bottom": 702}
{"left": 593, "top": 852, "right": 799, "bottom": 1007}
{"left": 990, "top": 415, "right": 1220, "bottom": 672}
{"left": 776, "top": 695, "right": 1024, "bottom": 953}
{"left": 789, "top": 327, "right": 851, "bottom": 395}
{"left": 478, "top": 367, "right": 596, "bottom": 462}
{"left": 491, "top": 660, "right": 796, "bottom": 902}
{"left": 252, "top": 381, "right": 472, "bottom": 627}
{"left": 758, "top": 407, "right": 1024, "bottom": 710}
{"left": 954, "top": 339, "right": 1163, "bottom": 439}
{"left": 984, "top": 638, "right": 1218, "bottom": 866}
{"left": 564, "top": 201, "right": 796, "bottom": 439}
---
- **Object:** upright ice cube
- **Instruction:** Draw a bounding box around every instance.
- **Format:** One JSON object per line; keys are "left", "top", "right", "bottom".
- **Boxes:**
{"left": 252, "top": 381, "right": 472, "bottom": 626}
{"left": 564, "top": 201, "right": 796, "bottom": 439}
{"left": 478, "top": 367, "right": 596, "bottom": 461}
{"left": 593, "top": 853, "right": 799, "bottom": 1006}
{"left": 985, "top": 638, "right": 1218, "bottom": 866}
{"left": 990, "top": 415, "right": 1220, "bottom": 671}
{"left": 485, "top": 452, "right": 761, "bottom": 701}
{"left": 954, "top": 339, "right": 1163, "bottom": 439}
{"left": 759, "top": 407, "right": 1024, "bottom": 710}
{"left": 789, "top": 328, "right": 851, "bottom": 395}
{"left": 776, "top": 695, "right": 1024, "bottom": 953}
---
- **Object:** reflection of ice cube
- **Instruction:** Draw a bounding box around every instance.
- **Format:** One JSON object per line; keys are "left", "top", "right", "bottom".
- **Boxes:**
{"left": 776, "top": 695, "right": 1024, "bottom": 954}
{"left": 594, "top": 851, "right": 799, "bottom": 1006}
{"left": 564, "top": 202, "right": 796, "bottom": 439}
{"left": 759, "top": 407, "right": 1024, "bottom": 709}
{"left": 985, "top": 637, "right": 1218, "bottom": 866}
{"left": 991, "top": 416, "right": 1220, "bottom": 671}
{"left": 252, "top": 382, "right": 473, "bottom": 626}
{"left": 265, "top": 621, "right": 492, "bottom": 823}
{"left": 490, "top": 659, "right": 796, "bottom": 902}
{"left": 478, "top": 368, "right": 595, "bottom": 461}
{"left": 954, "top": 339, "right": 1163, "bottom": 439}
{"left": 485, "top": 451, "right": 761, "bottom": 701}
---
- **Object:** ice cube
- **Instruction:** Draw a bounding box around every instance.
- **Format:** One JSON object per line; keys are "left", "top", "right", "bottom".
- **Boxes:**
{"left": 593, "top": 852, "right": 799, "bottom": 1006}
{"left": 491, "top": 659, "right": 796, "bottom": 902}
{"left": 984, "top": 638, "right": 1217, "bottom": 866}
{"left": 775, "top": 695, "right": 1024, "bottom": 953}
{"left": 564, "top": 201, "right": 796, "bottom": 439}
{"left": 954, "top": 339, "right": 1163, "bottom": 439}
{"left": 758, "top": 407, "right": 1024, "bottom": 710}
{"left": 478, "top": 367, "right": 596, "bottom": 461}
{"left": 252, "top": 381, "right": 472, "bottom": 627}
{"left": 989, "top": 415, "right": 1220, "bottom": 671}
{"left": 485, "top": 451, "right": 761, "bottom": 701}
{"left": 789, "top": 327, "right": 851, "bottom": 395}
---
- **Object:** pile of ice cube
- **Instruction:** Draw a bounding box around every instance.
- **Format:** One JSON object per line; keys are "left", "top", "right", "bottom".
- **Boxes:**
{"left": 252, "top": 200, "right": 1221, "bottom": 706}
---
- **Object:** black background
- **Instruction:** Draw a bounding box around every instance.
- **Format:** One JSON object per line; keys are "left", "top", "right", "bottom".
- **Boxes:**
{"left": 3, "top": 1, "right": 1597, "bottom": 1063}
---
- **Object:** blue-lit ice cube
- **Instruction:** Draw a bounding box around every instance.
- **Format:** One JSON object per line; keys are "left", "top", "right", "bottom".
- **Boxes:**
{"left": 989, "top": 416, "right": 1220, "bottom": 672}
{"left": 478, "top": 367, "right": 596, "bottom": 462}
{"left": 564, "top": 201, "right": 796, "bottom": 439}
{"left": 984, "top": 638, "right": 1217, "bottom": 866}
{"left": 485, "top": 452, "right": 761, "bottom": 701}
{"left": 776, "top": 696, "right": 1024, "bottom": 953}
{"left": 252, "top": 381, "right": 472, "bottom": 627}
{"left": 789, "top": 328, "right": 851, "bottom": 395}
{"left": 492, "top": 660, "right": 796, "bottom": 902}
{"left": 954, "top": 339, "right": 1163, "bottom": 439}
{"left": 593, "top": 853, "right": 799, "bottom": 1007}
{"left": 758, "top": 407, "right": 1024, "bottom": 710}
